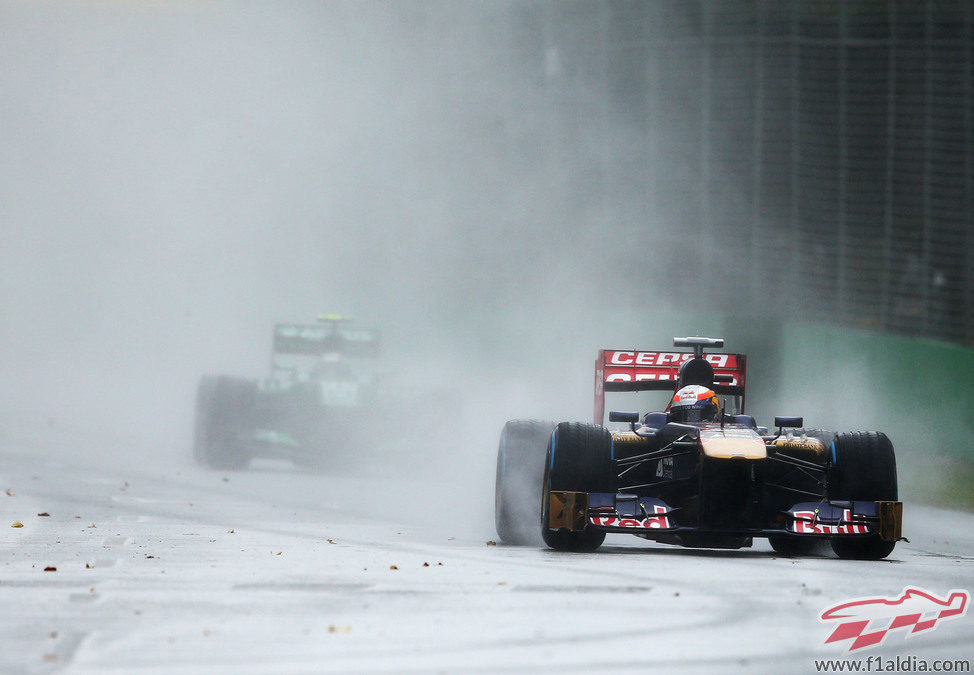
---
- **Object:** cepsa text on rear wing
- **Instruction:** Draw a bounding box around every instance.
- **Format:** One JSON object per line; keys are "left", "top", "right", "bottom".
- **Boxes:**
{"left": 594, "top": 349, "right": 747, "bottom": 424}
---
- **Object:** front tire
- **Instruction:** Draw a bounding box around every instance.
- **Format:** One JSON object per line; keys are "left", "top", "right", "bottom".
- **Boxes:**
{"left": 495, "top": 420, "right": 555, "bottom": 546}
{"left": 828, "top": 432, "right": 898, "bottom": 560}
{"left": 541, "top": 422, "right": 615, "bottom": 552}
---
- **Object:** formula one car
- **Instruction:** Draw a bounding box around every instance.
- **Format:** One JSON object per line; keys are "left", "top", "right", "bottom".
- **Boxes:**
{"left": 495, "top": 337, "right": 903, "bottom": 560}
{"left": 193, "top": 316, "right": 381, "bottom": 471}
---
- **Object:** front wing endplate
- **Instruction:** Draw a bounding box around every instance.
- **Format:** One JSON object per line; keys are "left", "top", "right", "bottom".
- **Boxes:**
{"left": 878, "top": 500, "right": 903, "bottom": 542}
{"left": 547, "top": 491, "right": 589, "bottom": 531}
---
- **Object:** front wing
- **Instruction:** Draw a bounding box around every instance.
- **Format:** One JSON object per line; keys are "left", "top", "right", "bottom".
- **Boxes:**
{"left": 547, "top": 491, "right": 903, "bottom": 542}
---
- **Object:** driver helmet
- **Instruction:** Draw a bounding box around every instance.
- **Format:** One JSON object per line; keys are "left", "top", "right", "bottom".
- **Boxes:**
{"left": 668, "top": 385, "right": 720, "bottom": 423}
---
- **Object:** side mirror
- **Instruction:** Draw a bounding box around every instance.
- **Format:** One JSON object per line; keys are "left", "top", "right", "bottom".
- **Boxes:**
{"left": 609, "top": 411, "right": 640, "bottom": 424}
{"left": 774, "top": 416, "right": 803, "bottom": 429}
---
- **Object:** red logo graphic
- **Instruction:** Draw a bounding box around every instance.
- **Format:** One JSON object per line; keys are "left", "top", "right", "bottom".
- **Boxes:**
{"left": 591, "top": 505, "right": 671, "bottom": 530}
{"left": 792, "top": 509, "right": 869, "bottom": 535}
{"left": 820, "top": 587, "right": 969, "bottom": 652}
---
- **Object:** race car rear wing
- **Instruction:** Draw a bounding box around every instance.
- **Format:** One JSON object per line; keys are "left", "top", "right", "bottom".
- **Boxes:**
{"left": 594, "top": 346, "right": 747, "bottom": 424}
{"left": 272, "top": 322, "right": 380, "bottom": 358}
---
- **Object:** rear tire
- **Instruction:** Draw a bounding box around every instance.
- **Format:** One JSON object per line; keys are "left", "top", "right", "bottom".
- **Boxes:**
{"left": 194, "top": 376, "right": 255, "bottom": 471}
{"left": 828, "top": 432, "right": 897, "bottom": 560}
{"left": 494, "top": 420, "right": 555, "bottom": 546}
{"left": 193, "top": 376, "right": 218, "bottom": 466}
{"left": 541, "top": 422, "right": 615, "bottom": 552}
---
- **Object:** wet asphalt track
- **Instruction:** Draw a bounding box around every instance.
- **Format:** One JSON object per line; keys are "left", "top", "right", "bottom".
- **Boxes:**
{"left": 2, "top": 424, "right": 972, "bottom": 674}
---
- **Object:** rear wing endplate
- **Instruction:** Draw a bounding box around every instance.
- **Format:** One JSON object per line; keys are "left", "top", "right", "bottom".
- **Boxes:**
{"left": 594, "top": 348, "right": 747, "bottom": 424}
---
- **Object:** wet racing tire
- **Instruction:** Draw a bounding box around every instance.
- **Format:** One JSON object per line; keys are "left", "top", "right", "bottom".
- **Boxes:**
{"left": 194, "top": 375, "right": 255, "bottom": 471}
{"left": 541, "top": 422, "right": 615, "bottom": 552}
{"left": 828, "top": 431, "right": 898, "bottom": 560}
{"left": 193, "top": 376, "right": 218, "bottom": 466}
{"left": 495, "top": 420, "right": 555, "bottom": 546}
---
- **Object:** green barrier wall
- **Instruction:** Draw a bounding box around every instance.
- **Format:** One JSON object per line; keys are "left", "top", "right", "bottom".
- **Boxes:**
{"left": 779, "top": 322, "right": 974, "bottom": 509}
{"left": 779, "top": 322, "right": 974, "bottom": 454}
{"left": 723, "top": 318, "right": 973, "bottom": 509}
